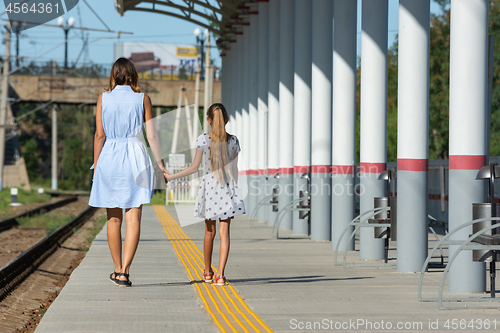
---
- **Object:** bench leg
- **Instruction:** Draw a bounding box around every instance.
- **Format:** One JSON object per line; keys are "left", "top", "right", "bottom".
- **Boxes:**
{"left": 491, "top": 257, "right": 496, "bottom": 298}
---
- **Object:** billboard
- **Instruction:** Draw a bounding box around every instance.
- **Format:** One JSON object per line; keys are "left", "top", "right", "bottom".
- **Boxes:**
{"left": 114, "top": 42, "right": 198, "bottom": 80}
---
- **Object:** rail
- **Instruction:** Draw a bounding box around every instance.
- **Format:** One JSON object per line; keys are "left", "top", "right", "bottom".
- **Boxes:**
{"left": 0, "top": 206, "right": 96, "bottom": 300}
{"left": 0, "top": 196, "right": 77, "bottom": 232}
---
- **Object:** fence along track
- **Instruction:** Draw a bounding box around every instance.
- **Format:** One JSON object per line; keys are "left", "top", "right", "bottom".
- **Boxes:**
{"left": 0, "top": 206, "right": 96, "bottom": 300}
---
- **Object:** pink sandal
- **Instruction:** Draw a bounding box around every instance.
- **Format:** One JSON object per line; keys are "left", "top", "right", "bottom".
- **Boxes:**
{"left": 213, "top": 275, "right": 226, "bottom": 286}
{"left": 203, "top": 271, "right": 214, "bottom": 283}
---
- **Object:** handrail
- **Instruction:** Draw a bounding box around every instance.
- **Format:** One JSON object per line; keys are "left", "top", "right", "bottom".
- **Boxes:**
{"left": 249, "top": 194, "right": 273, "bottom": 228}
{"left": 418, "top": 216, "right": 500, "bottom": 307}
{"left": 333, "top": 207, "right": 390, "bottom": 267}
{"left": 438, "top": 222, "right": 500, "bottom": 309}
{"left": 272, "top": 197, "right": 305, "bottom": 238}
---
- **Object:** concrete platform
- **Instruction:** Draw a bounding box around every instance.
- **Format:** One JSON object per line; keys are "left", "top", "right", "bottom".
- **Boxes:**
{"left": 35, "top": 206, "right": 217, "bottom": 333}
{"left": 36, "top": 205, "right": 499, "bottom": 333}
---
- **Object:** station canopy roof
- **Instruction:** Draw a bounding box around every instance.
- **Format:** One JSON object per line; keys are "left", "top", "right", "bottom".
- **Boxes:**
{"left": 113, "top": 0, "right": 256, "bottom": 50}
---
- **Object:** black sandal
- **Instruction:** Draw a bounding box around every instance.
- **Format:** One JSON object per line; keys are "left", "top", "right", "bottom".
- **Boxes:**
{"left": 110, "top": 272, "right": 120, "bottom": 285}
{"left": 116, "top": 273, "right": 132, "bottom": 287}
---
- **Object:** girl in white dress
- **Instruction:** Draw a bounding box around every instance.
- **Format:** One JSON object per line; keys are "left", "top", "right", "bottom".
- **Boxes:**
{"left": 164, "top": 103, "right": 245, "bottom": 285}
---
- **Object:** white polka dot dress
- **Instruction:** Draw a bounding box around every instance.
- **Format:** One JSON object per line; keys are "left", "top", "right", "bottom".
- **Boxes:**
{"left": 194, "top": 133, "right": 246, "bottom": 220}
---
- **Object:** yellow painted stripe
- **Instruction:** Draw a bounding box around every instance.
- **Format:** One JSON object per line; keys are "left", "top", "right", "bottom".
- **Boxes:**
{"left": 163, "top": 216, "right": 247, "bottom": 333}
{"left": 154, "top": 207, "right": 228, "bottom": 333}
{"left": 168, "top": 214, "right": 273, "bottom": 332}
{"left": 153, "top": 205, "right": 273, "bottom": 333}
{"left": 169, "top": 222, "right": 266, "bottom": 332}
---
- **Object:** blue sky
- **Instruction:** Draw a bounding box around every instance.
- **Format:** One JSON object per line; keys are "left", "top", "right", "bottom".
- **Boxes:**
{"left": 0, "top": 0, "right": 444, "bottom": 71}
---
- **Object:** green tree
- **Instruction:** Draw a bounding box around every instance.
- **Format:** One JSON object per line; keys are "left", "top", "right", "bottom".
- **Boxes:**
{"left": 428, "top": 1, "right": 451, "bottom": 159}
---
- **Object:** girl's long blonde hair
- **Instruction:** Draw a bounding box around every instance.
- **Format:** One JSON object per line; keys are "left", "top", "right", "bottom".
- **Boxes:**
{"left": 207, "top": 103, "right": 232, "bottom": 184}
{"left": 106, "top": 58, "right": 140, "bottom": 92}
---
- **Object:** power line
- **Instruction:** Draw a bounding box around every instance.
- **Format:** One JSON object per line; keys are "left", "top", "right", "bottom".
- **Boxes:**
{"left": 81, "top": 0, "right": 111, "bottom": 32}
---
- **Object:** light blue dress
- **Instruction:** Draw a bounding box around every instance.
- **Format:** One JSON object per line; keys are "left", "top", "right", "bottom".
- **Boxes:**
{"left": 89, "top": 85, "right": 154, "bottom": 209}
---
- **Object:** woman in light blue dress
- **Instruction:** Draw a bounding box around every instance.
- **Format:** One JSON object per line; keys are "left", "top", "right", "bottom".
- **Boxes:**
{"left": 89, "top": 58, "right": 166, "bottom": 287}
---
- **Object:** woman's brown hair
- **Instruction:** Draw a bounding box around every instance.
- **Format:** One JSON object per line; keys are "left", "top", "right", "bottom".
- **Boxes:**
{"left": 207, "top": 103, "right": 231, "bottom": 184}
{"left": 106, "top": 58, "right": 140, "bottom": 92}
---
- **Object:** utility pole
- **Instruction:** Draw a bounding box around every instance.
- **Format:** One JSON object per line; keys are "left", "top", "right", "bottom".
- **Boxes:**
{"left": 0, "top": 25, "right": 10, "bottom": 190}
{"left": 51, "top": 61, "right": 58, "bottom": 190}
{"left": 171, "top": 88, "right": 183, "bottom": 154}
{"left": 51, "top": 104, "right": 58, "bottom": 190}
{"left": 203, "top": 29, "right": 211, "bottom": 134}
{"left": 193, "top": 60, "right": 200, "bottom": 144}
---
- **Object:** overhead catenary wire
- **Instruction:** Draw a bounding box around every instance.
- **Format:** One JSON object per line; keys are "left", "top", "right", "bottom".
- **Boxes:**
{"left": 81, "top": 0, "right": 111, "bottom": 32}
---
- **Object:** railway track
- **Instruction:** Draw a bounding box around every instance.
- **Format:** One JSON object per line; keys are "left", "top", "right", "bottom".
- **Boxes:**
{"left": 0, "top": 205, "right": 97, "bottom": 300}
{"left": 0, "top": 196, "right": 78, "bottom": 233}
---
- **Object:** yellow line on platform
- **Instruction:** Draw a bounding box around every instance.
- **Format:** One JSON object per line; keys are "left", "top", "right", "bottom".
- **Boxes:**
{"left": 153, "top": 205, "right": 273, "bottom": 333}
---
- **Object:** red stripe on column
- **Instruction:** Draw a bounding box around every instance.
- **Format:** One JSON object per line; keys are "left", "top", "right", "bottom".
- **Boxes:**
{"left": 246, "top": 169, "right": 259, "bottom": 175}
{"left": 449, "top": 155, "right": 486, "bottom": 170}
{"left": 268, "top": 168, "right": 279, "bottom": 175}
{"left": 397, "top": 158, "right": 428, "bottom": 171}
{"left": 359, "top": 163, "right": 386, "bottom": 174}
{"left": 331, "top": 165, "right": 355, "bottom": 175}
{"left": 311, "top": 165, "right": 332, "bottom": 173}
{"left": 428, "top": 194, "right": 449, "bottom": 201}
{"left": 294, "top": 166, "right": 311, "bottom": 173}
{"left": 279, "top": 167, "right": 294, "bottom": 175}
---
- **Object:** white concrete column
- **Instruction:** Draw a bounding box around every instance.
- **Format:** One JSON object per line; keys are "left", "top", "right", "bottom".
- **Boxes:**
{"left": 359, "top": 0, "right": 388, "bottom": 260}
{"left": 332, "top": 0, "right": 357, "bottom": 250}
{"left": 241, "top": 25, "right": 250, "bottom": 206}
{"left": 258, "top": 1, "right": 270, "bottom": 223}
{"left": 248, "top": 10, "right": 260, "bottom": 219}
{"left": 310, "top": 0, "right": 333, "bottom": 241}
{"left": 277, "top": 0, "right": 295, "bottom": 231}
{"left": 396, "top": 0, "right": 430, "bottom": 273}
{"left": 448, "top": 0, "right": 488, "bottom": 293}
{"left": 235, "top": 33, "right": 244, "bottom": 169}
{"left": 293, "top": 0, "right": 312, "bottom": 235}
{"left": 222, "top": 48, "right": 231, "bottom": 135}
{"left": 267, "top": 0, "right": 280, "bottom": 225}
{"left": 221, "top": 52, "right": 227, "bottom": 113}
{"left": 229, "top": 38, "right": 237, "bottom": 135}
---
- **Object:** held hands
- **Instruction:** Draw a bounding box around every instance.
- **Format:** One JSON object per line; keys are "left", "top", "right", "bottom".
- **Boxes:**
{"left": 163, "top": 169, "right": 172, "bottom": 186}
{"left": 155, "top": 162, "right": 170, "bottom": 187}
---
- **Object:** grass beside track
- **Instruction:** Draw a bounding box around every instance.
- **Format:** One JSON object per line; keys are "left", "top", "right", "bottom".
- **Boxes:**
{"left": 146, "top": 190, "right": 167, "bottom": 205}
{"left": 83, "top": 216, "right": 107, "bottom": 252}
{"left": 0, "top": 188, "right": 51, "bottom": 211}
{"left": 17, "top": 209, "right": 75, "bottom": 234}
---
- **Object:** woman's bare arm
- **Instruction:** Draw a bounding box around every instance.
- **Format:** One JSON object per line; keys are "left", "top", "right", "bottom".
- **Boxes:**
{"left": 165, "top": 149, "right": 203, "bottom": 181}
{"left": 144, "top": 94, "right": 166, "bottom": 172}
{"left": 93, "top": 94, "right": 105, "bottom": 180}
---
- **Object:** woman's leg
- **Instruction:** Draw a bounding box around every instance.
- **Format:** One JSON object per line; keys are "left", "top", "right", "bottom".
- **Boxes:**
{"left": 107, "top": 208, "right": 123, "bottom": 276}
{"left": 204, "top": 219, "right": 216, "bottom": 273}
{"left": 119, "top": 205, "right": 142, "bottom": 279}
{"left": 216, "top": 218, "right": 231, "bottom": 277}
